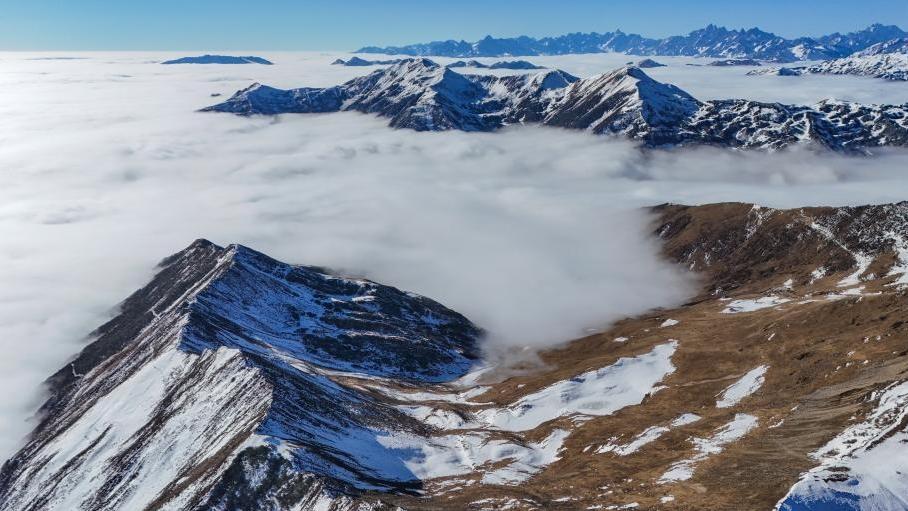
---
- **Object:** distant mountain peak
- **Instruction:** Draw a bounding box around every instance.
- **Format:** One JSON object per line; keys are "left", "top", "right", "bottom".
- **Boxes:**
{"left": 161, "top": 54, "right": 273, "bottom": 65}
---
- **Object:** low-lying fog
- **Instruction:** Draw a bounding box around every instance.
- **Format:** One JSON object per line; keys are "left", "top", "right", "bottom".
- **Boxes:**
{"left": 0, "top": 51, "right": 906, "bottom": 460}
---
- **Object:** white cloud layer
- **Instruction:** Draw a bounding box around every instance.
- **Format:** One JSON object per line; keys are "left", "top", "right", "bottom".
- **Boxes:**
{"left": 0, "top": 52, "right": 907, "bottom": 461}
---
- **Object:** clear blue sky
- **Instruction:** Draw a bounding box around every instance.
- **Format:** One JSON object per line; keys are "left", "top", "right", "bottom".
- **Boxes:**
{"left": 1, "top": 0, "right": 906, "bottom": 50}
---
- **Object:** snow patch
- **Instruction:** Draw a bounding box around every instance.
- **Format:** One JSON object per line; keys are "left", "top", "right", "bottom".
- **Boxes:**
{"left": 659, "top": 414, "right": 759, "bottom": 483}
{"left": 376, "top": 428, "right": 569, "bottom": 486}
{"left": 597, "top": 413, "right": 700, "bottom": 456}
{"left": 716, "top": 365, "right": 768, "bottom": 408}
{"left": 721, "top": 296, "right": 790, "bottom": 314}
{"left": 476, "top": 341, "right": 678, "bottom": 432}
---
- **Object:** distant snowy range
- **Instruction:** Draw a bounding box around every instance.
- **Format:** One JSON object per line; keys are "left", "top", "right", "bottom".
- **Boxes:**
{"left": 358, "top": 23, "right": 906, "bottom": 62}
{"left": 0, "top": 40, "right": 907, "bottom": 510}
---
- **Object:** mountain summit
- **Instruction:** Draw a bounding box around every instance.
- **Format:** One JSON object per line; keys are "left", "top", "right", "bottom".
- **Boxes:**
{"left": 0, "top": 240, "right": 481, "bottom": 511}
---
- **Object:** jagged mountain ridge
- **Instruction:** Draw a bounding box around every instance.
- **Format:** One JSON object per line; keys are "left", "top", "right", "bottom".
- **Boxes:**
{"left": 202, "top": 58, "right": 908, "bottom": 153}
{"left": 356, "top": 23, "right": 908, "bottom": 62}
{"left": 0, "top": 240, "right": 481, "bottom": 511}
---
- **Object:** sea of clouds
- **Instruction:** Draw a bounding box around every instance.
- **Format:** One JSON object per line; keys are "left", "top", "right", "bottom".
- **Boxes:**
{"left": 0, "top": 51, "right": 907, "bottom": 460}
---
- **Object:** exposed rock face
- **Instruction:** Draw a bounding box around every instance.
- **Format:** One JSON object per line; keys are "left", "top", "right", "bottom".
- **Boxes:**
{"left": 356, "top": 23, "right": 907, "bottom": 62}
{"left": 5, "top": 203, "right": 908, "bottom": 510}
{"left": 202, "top": 59, "right": 908, "bottom": 153}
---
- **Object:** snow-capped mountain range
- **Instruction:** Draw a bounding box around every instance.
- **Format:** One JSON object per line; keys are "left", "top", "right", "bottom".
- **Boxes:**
{"left": 202, "top": 58, "right": 908, "bottom": 153}
{"left": 751, "top": 37, "right": 908, "bottom": 81}
{"left": 5, "top": 202, "right": 908, "bottom": 510}
{"left": 333, "top": 57, "right": 546, "bottom": 69}
{"left": 356, "top": 23, "right": 907, "bottom": 63}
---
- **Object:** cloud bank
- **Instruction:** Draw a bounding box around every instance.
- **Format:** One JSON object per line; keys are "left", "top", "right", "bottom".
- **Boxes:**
{"left": 0, "top": 52, "right": 907, "bottom": 461}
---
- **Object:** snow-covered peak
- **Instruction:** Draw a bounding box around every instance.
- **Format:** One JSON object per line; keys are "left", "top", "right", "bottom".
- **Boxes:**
{"left": 527, "top": 68, "right": 579, "bottom": 90}
{"left": 564, "top": 66, "right": 674, "bottom": 100}
{"left": 382, "top": 56, "right": 443, "bottom": 75}
{"left": 182, "top": 241, "right": 484, "bottom": 381}
{"left": 543, "top": 66, "right": 701, "bottom": 138}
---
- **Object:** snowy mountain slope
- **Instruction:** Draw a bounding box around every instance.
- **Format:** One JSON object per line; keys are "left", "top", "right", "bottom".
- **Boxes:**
{"left": 541, "top": 66, "right": 702, "bottom": 143}
{"left": 856, "top": 37, "right": 908, "bottom": 56}
{"left": 749, "top": 38, "right": 908, "bottom": 81}
{"left": 805, "top": 38, "right": 908, "bottom": 81}
{"left": 479, "top": 69, "right": 580, "bottom": 123}
{"left": 204, "top": 59, "right": 908, "bottom": 152}
{"left": 340, "top": 59, "right": 496, "bottom": 131}
{"left": 356, "top": 23, "right": 907, "bottom": 62}
{"left": 777, "top": 381, "right": 908, "bottom": 511}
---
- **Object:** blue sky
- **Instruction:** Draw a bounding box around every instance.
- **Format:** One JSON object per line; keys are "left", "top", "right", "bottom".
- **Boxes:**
{"left": 1, "top": 0, "right": 906, "bottom": 50}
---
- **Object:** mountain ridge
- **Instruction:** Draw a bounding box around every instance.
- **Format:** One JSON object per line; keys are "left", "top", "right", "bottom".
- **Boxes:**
{"left": 0, "top": 240, "right": 481, "bottom": 510}
{"left": 356, "top": 23, "right": 908, "bottom": 62}
{"left": 202, "top": 59, "right": 908, "bottom": 153}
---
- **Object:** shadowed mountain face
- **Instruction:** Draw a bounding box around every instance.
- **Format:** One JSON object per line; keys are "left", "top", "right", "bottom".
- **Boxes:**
{"left": 5, "top": 202, "right": 908, "bottom": 510}
{"left": 202, "top": 59, "right": 908, "bottom": 153}
{"left": 355, "top": 24, "right": 908, "bottom": 62}
{"left": 0, "top": 241, "right": 480, "bottom": 511}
